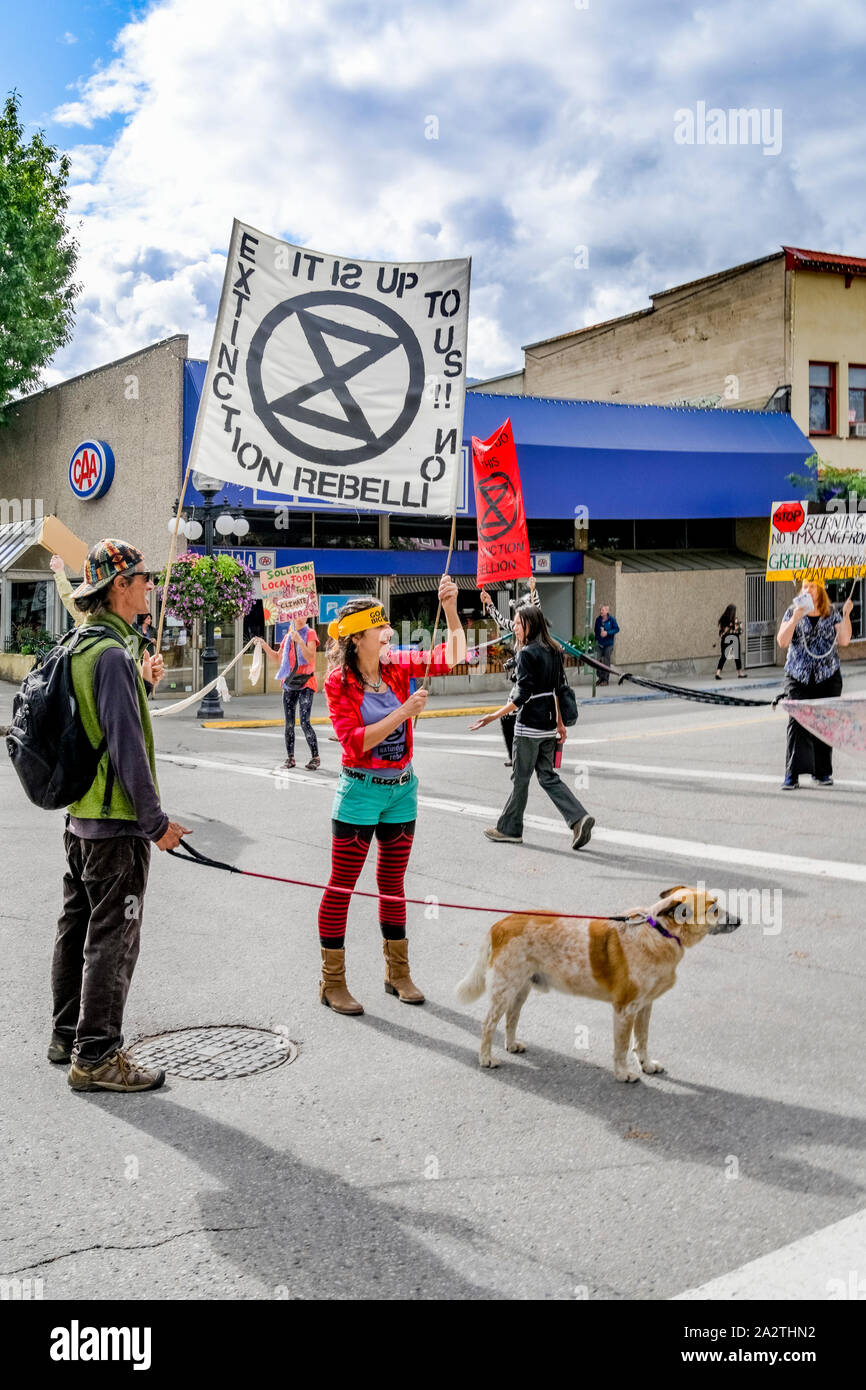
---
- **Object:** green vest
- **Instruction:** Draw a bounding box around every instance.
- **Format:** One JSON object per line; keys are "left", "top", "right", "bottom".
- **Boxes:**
{"left": 67, "top": 611, "right": 160, "bottom": 820}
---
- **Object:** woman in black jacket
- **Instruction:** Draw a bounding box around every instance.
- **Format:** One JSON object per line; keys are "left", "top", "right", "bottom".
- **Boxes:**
{"left": 479, "top": 585, "right": 540, "bottom": 766}
{"left": 469, "top": 605, "right": 594, "bottom": 850}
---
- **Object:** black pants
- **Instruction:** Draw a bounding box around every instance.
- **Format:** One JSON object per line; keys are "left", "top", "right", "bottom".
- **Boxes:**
{"left": 501, "top": 713, "right": 516, "bottom": 759}
{"left": 597, "top": 645, "right": 613, "bottom": 683}
{"left": 498, "top": 736, "right": 587, "bottom": 838}
{"left": 283, "top": 685, "right": 318, "bottom": 760}
{"left": 717, "top": 634, "right": 742, "bottom": 673}
{"left": 785, "top": 671, "right": 843, "bottom": 781}
{"left": 52, "top": 831, "right": 151, "bottom": 1064}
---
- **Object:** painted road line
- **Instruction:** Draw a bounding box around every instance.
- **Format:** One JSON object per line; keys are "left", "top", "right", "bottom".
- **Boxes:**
{"left": 672, "top": 1207, "right": 866, "bottom": 1300}
{"left": 410, "top": 746, "right": 866, "bottom": 790}
{"left": 156, "top": 753, "right": 866, "bottom": 883}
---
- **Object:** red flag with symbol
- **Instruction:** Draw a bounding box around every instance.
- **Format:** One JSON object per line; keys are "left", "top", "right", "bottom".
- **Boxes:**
{"left": 471, "top": 418, "right": 532, "bottom": 587}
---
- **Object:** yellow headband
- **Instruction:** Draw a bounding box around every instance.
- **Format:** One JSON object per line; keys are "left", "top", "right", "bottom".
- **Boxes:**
{"left": 328, "top": 606, "right": 389, "bottom": 640}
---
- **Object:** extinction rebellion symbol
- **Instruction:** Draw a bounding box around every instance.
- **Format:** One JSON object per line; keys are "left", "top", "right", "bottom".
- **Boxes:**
{"left": 68, "top": 441, "right": 115, "bottom": 501}
{"left": 478, "top": 471, "right": 519, "bottom": 542}
{"left": 246, "top": 291, "right": 425, "bottom": 467}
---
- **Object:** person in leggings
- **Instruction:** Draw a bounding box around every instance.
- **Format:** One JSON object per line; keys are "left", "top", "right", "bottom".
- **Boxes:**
{"left": 317, "top": 580, "right": 466, "bottom": 1014}
{"left": 254, "top": 619, "right": 320, "bottom": 769}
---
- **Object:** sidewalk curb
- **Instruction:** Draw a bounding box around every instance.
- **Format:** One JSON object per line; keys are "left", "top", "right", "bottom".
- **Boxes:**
{"left": 198, "top": 680, "right": 786, "bottom": 728}
{"left": 201, "top": 706, "right": 504, "bottom": 729}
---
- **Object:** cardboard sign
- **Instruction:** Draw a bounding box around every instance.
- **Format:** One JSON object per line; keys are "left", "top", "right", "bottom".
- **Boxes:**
{"left": 187, "top": 220, "right": 470, "bottom": 515}
{"left": 767, "top": 501, "right": 866, "bottom": 581}
{"left": 471, "top": 418, "right": 532, "bottom": 586}
{"left": 261, "top": 561, "right": 317, "bottom": 623}
{"left": 38, "top": 515, "right": 88, "bottom": 571}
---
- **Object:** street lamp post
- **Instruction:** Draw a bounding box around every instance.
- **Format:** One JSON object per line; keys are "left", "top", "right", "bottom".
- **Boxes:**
{"left": 164, "top": 474, "right": 249, "bottom": 720}
{"left": 196, "top": 485, "right": 224, "bottom": 719}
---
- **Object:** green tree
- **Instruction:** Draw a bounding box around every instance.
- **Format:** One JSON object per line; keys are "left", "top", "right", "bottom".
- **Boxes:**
{"left": 0, "top": 90, "right": 79, "bottom": 415}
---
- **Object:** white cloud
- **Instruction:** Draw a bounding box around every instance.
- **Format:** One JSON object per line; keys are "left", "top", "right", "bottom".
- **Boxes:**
{"left": 59, "top": 32, "right": 78, "bottom": 45}
{"left": 46, "top": 0, "right": 866, "bottom": 389}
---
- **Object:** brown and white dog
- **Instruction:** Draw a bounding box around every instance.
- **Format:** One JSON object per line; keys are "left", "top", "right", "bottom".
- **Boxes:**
{"left": 456, "top": 886, "right": 740, "bottom": 1081}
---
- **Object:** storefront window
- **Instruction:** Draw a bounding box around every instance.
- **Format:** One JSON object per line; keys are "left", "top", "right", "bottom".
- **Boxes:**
{"left": 9, "top": 580, "right": 50, "bottom": 650}
{"left": 313, "top": 513, "right": 378, "bottom": 548}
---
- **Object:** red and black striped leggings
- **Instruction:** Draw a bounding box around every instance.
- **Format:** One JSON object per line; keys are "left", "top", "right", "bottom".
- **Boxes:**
{"left": 317, "top": 819, "right": 416, "bottom": 949}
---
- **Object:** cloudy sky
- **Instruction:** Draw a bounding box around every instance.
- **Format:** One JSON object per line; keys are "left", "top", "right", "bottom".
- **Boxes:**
{"left": 7, "top": 0, "right": 866, "bottom": 387}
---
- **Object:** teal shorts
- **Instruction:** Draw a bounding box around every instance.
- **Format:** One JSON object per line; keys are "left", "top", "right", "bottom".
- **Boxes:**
{"left": 332, "top": 768, "right": 419, "bottom": 825}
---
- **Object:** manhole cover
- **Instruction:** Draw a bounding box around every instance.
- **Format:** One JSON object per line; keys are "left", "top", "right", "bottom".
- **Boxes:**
{"left": 128, "top": 1025, "right": 298, "bottom": 1080}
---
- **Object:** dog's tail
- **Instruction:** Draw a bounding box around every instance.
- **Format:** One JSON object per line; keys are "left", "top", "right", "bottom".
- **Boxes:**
{"left": 456, "top": 932, "right": 492, "bottom": 1004}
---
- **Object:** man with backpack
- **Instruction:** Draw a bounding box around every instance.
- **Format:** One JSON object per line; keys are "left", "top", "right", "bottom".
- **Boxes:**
{"left": 49, "top": 540, "right": 190, "bottom": 1093}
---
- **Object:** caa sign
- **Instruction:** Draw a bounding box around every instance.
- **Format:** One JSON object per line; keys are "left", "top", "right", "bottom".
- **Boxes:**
{"left": 68, "top": 441, "right": 115, "bottom": 501}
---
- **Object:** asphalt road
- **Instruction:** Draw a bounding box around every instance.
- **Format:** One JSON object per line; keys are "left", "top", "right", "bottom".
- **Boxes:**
{"left": 2, "top": 677, "right": 865, "bottom": 1301}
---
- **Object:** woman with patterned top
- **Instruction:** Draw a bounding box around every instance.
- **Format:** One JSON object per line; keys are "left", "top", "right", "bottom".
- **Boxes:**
{"left": 317, "top": 579, "right": 466, "bottom": 1015}
{"left": 777, "top": 580, "right": 854, "bottom": 789}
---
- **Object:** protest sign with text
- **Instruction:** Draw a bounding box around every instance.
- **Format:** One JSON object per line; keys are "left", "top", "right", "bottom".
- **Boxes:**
{"left": 261, "top": 561, "right": 317, "bottom": 624}
{"left": 187, "top": 221, "right": 470, "bottom": 516}
{"left": 471, "top": 419, "right": 532, "bottom": 587}
{"left": 766, "top": 501, "right": 866, "bottom": 581}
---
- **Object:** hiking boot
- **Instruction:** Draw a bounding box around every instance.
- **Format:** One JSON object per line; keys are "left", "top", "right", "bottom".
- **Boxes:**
{"left": 484, "top": 827, "right": 523, "bottom": 844}
{"left": 319, "top": 948, "right": 364, "bottom": 1015}
{"left": 47, "top": 1034, "right": 72, "bottom": 1064}
{"left": 572, "top": 815, "right": 595, "bottom": 850}
{"left": 383, "top": 938, "right": 425, "bottom": 1004}
{"left": 68, "top": 1049, "right": 165, "bottom": 1093}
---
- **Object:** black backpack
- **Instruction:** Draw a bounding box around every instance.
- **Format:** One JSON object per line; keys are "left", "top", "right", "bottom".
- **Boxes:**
{"left": 5, "top": 625, "right": 127, "bottom": 810}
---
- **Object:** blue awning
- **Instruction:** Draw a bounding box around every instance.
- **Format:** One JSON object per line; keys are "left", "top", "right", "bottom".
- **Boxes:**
{"left": 183, "top": 362, "right": 812, "bottom": 521}
{"left": 464, "top": 393, "right": 814, "bottom": 521}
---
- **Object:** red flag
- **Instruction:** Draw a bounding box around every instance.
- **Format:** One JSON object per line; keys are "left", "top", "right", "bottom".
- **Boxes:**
{"left": 471, "top": 418, "right": 532, "bottom": 587}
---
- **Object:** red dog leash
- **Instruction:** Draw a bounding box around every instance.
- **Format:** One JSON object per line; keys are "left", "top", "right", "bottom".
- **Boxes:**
{"left": 167, "top": 839, "right": 636, "bottom": 921}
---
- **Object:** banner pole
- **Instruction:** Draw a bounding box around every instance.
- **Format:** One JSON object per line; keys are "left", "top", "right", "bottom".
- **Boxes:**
{"left": 415, "top": 512, "right": 457, "bottom": 725}
{"left": 155, "top": 464, "right": 194, "bottom": 655}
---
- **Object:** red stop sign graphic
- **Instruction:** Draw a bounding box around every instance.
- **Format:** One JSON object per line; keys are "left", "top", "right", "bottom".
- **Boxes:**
{"left": 772, "top": 502, "right": 805, "bottom": 533}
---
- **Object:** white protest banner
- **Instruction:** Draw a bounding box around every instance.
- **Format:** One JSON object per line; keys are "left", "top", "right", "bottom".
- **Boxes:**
{"left": 261, "top": 561, "right": 317, "bottom": 624}
{"left": 766, "top": 501, "right": 866, "bottom": 581}
{"left": 187, "top": 221, "right": 470, "bottom": 516}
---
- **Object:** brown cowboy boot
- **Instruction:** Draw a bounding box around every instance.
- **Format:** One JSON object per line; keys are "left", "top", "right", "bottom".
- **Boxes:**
{"left": 383, "top": 938, "right": 425, "bottom": 1004}
{"left": 319, "top": 947, "right": 364, "bottom": 1015}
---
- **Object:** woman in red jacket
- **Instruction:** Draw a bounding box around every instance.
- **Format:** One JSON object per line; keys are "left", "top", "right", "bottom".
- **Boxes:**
{"left": 319, "top": 577, "right": 466, "bottom": 1015}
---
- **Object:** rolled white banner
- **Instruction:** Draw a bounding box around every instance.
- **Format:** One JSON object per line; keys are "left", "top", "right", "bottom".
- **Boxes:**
{"left": 152, "top": 637, "right": 256, "bottom": 717}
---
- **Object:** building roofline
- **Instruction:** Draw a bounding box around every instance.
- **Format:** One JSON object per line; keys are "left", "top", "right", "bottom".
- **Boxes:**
{"left": 10, "top": 335, "right": 189, "bottom": 409}
{"left": 522, "top": 251, "right": 785, "bottom": 352}
{"left": 467, "top": 369, "right": 525, "bottom": 388}
{"left": 468, "top": 389, "right": 788, "bottom": 419}
{"left": 783, "top": 245, "right": 866, "bottom": 276}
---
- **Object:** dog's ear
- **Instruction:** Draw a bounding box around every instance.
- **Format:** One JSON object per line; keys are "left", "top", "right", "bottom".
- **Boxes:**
{"left": 659, "top": 885, "right": 689, "bottom": 899}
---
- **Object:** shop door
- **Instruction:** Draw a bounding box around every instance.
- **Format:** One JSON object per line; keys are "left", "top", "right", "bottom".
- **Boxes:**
{"left": 746, "top": 573, "right": 776, "bottom": 668}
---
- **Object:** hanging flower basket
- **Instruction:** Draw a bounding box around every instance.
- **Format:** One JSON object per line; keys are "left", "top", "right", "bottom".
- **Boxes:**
{"left": 158, "top": 552, "right": 255, "bottom": 626}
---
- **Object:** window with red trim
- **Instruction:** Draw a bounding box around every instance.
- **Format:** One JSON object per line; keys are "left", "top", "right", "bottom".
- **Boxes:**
{"left": 849, "top": 365, "right": 866, "bottom": 425}
{"left": 809, "top": 362, "right": 836, "bottom": 435}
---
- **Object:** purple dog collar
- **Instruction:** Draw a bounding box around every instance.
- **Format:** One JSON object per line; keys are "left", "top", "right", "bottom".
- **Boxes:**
{"left": 646, "top": 914, "right": 682, "bottom": 947}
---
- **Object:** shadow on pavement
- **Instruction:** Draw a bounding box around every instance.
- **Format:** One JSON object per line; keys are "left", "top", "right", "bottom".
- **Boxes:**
{"left": 81, "top": 1094, "right": 500, "bottom": 1300}
{"left": 357, "top": 1000, "right": 866, "bottom": 1204}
